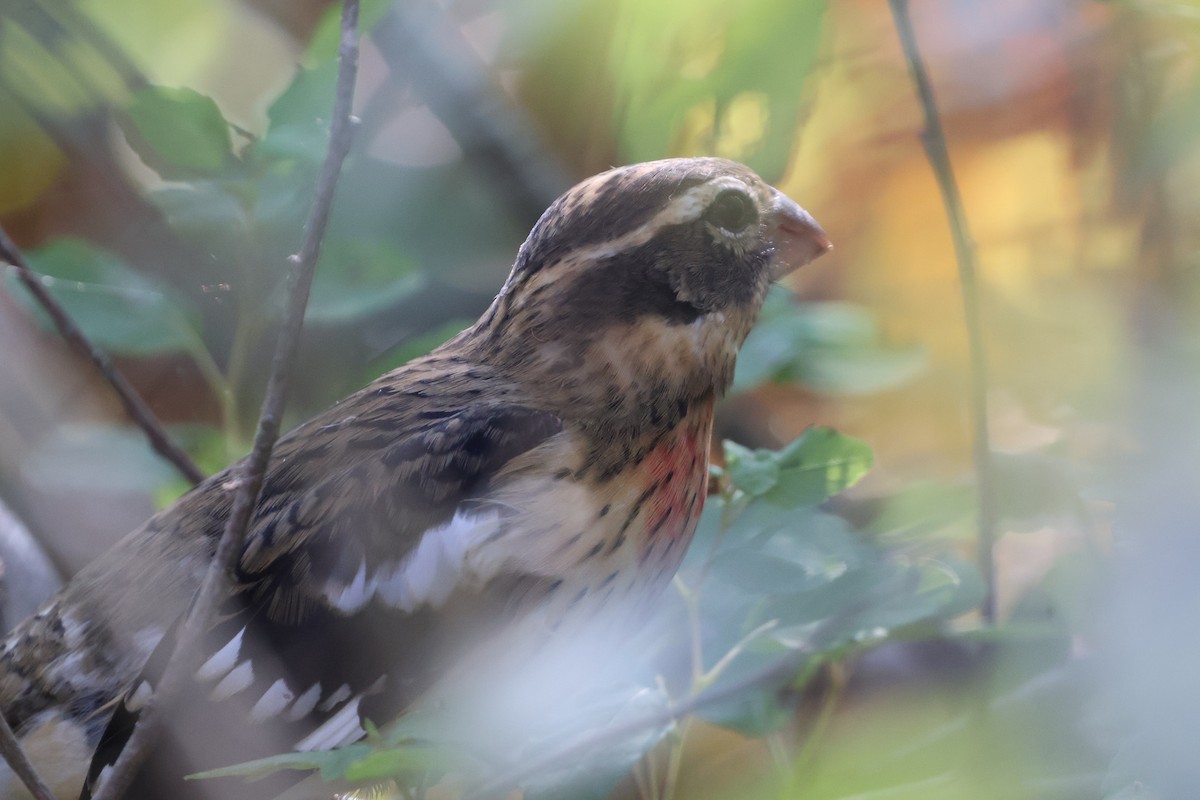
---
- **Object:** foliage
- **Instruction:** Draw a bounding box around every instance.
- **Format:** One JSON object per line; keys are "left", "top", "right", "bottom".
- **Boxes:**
{"left": 3, "top": 0, "right": 1185, "bottom": 798}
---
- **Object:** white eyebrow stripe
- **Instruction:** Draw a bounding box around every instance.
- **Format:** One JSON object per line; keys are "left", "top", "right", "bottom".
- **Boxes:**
{"left": 563, "top": 176, "right": 756, "bottom": 263}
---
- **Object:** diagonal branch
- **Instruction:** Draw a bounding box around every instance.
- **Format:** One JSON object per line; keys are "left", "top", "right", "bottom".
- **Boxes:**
{"left": 0, "top": 712, "right": 59, "bottom": 800}
{"left": 887, "top": 0, "right": 998, "bottom": 624}
{"left": 0, "top": 230, "right": 206, "bottom": 485}
{"left": 87, "top": 1, "right": 362, "bottom": 797}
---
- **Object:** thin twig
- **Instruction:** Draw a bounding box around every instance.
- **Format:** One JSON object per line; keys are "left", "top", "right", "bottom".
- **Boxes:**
{"left": 88, "top": 2, "right": 361, "bottom": 797}
{"left": 0, "top": 231, "right": 205, "bottom": 485}
{"left": 887, "top": 0, "right": 998, "bottom": 624}
{"left": 0, "top": 713, "right": 59, "bottom": 800}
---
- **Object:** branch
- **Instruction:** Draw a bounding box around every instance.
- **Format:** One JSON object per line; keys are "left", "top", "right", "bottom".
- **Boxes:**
{"left": 887, "top": 0, "right": 998, "bottom": 624}
{"left": 0, "top": 230, "right": 205, "bottom": 485}
{"left": 0, "top": 713, "right": 59, "bottom": 800}
{"left": 88, "top": 1, "right": 361, "bottom": 797}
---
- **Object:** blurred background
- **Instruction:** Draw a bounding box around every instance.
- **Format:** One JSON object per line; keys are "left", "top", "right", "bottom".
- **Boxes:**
{"left": 1, "top": 0, "right": 1198, "bottom": 797}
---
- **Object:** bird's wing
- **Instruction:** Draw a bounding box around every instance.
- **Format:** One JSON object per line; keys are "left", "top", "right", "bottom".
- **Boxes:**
{"left": 81, "top": 400, "right": 563, "bottom": 798}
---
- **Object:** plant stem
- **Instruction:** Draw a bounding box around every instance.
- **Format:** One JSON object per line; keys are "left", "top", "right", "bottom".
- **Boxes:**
{"left": 0, "top": 232, "right": 205, "bottom": 485}
{"left": 87, "top": 2, "right": 361, "bottom": 797}
{"left": 887, "top": 0, "right": 999, "bottom": 624}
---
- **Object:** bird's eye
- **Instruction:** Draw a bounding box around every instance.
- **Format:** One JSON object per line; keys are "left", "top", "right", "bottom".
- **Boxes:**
{"left": 703, "top": 189, "right": 757, "bottom": 233}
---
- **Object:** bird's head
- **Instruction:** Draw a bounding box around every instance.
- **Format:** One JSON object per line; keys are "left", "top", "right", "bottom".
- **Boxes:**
{"left": 466, "top": 157, "right": 831, "bottom": 414}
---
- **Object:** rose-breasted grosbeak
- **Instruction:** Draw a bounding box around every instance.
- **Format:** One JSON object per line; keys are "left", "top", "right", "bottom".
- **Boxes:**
{"left": 0, "top": 157, "right": 829, "bottom": 800}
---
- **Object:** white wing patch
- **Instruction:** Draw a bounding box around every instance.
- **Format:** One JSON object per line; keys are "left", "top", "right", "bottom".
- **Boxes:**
{"left": 249, "top": 678, "right": 295, "bottom": 723}
{"left": 327, "top": 559, "right": 371, "bottom": 612}
{"left": 210, "top": 659, "right": 254, "bottom": 702}
{"left": 316, "top": 683, "right": 352, "bottom": 713}
{"left": 321, "top": 510, "right": 503, "bottom": 613}
{"left": 293, "top": 696, "right": 365, "bottom": 753}
{"left": 195, "top": 625, "right": 246, "bottom": 682}
{"left": 125, "top": 680, "right": 154, "bottom": 712}
{"left": 285, "top": 682, "right": 322, "bottom": 722}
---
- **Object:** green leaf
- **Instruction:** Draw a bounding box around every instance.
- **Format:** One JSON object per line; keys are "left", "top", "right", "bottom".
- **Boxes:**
{"left": 366, "top": 318, "right": 473, "bottom": 381}
{"left": 148, "top": 181, "right": 249, "bottom": 242}
{"left": 711, "top": 510, "right": 863, "bottom": 594}
{"left": 609, "top": 0, "right": 828, "bottom": 176}
{"left": 307, "top": 239, "right": 424, "bottom": 323}
{"left": 796, "top": 344, "right": 927, "bottom": 396}
{"left": 247, "top": 62, "right": 337, "bottom": 178}
{"left": 189, "top": 743, "right": 372, "bottom": 783}
{"left": 723, "top": 439, "right": 781, "bottom": 496}
{"left": 734, "top": 290, "right": 926, "bottom": 395}
{"left": 9, "top": 238, "right": 200, "bottom": 355}
{"left": 342, "top": 744, "right": 458, "bottom": 782}
{"left": 762, "top": 427, "right": 873, "bottom": 508}
{"left": 866, "top": 480, "right": 977, "bottom": 541}
{"left": 305, "top": 0, "right": 393, "bottom": 61}
{"left": 121, "top": 86, "right": 234, "bottom": 178}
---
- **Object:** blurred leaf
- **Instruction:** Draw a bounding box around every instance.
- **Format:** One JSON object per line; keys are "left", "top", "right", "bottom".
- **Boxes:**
{"left": 366, "top": 318, "right": 472, "bottom": 379}
{"left": 190, "top": 743, "right": 372, "bottom": 782}
{"left": 307, "top": 239, "right": 424, "bottom": 323}
{"left": 734, "top": 291, "right": 926, "bottom": 395}
{"left": 148, "top": 180, "right": 249, "bottom": 242}
{"left": 724, "top": 440, "right": 781, "bottom": 497}
{"left": 1139, "top": 80, "right": 1200, "bottom": 183}
{"left": 342, "top": 744, "right": 458, "bottom": 783}
{"left": 152, "top": 425, "right": 236, "bottom": 507}
{"left": 306, "top": 0, "right": 394, "bottom": 61}
{"left": 866, "top": 480, "right": 977, "bottom": 541}
{"left": 712, "top": 509, "right": 862, "bottom": 594}
{"left": 121, "top": 86, "right": 234, "bottom": 178}
{"left": 23, "top": 423, "right": 181, "bottom": 494}
{"left": 764, "top": 427, "right": 873, "bottom": 508}
{"left": 609, "top": 0, "right": 827, "bottom": 176}
{"left": 798, "top": 345, "right": 927, "bottom": 395}
{"left": 8, "top": 238, "right": 200, "bottom": 355}
{"left": 260, "top": 61, "right": 337, "bottom": 147}
{"left": 723, "top": 427, "right": 872, "bottom": 507}
{"left": 992, "top": 451, "right": 1084, "bottom": 532}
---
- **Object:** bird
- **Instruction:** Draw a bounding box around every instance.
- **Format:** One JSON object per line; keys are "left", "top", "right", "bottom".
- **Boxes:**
{"left": 0, "top": 157, "right": 830, "bottom": 800}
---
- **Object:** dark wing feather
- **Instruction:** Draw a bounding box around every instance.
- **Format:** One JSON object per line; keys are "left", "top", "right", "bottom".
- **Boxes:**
{"left": 81, "top": 400, "right": 562, "bottom": 800}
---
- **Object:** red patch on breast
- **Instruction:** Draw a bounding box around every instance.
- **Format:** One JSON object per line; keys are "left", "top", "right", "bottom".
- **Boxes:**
{"left": 636, "top": 406, "right": 714, "bottom": 567}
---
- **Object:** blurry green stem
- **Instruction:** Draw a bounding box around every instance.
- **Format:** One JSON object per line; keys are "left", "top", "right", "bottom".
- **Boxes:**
{"left": 888, "top": 0, "right": 998, "bottom": 624}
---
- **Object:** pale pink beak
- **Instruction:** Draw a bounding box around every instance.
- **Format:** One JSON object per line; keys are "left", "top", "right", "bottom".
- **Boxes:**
{"left": 766, "top": 190, "right": 832, "bottom": 280}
